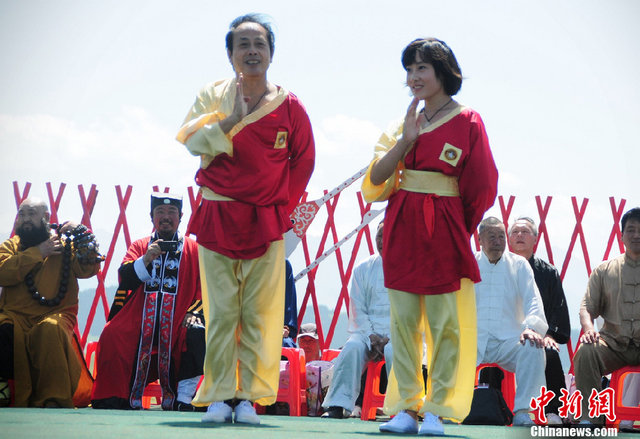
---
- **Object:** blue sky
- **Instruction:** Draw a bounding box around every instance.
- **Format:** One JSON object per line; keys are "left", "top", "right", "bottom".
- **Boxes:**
{"left": 1, "top": 0, "right": 639, "bottom": 334}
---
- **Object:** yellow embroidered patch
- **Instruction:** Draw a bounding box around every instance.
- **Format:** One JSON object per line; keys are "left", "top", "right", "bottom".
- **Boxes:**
{"left": 439, "top": 143, "right": 462, "bottom": 167}
{"left": 275, "top": 131, "right": 288, "bottom": 149}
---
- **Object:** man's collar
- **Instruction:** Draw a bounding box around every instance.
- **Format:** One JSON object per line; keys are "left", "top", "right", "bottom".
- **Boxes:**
{"left": 481, "top": 249, "right": 503, "bottom": 265}
{"left": 624, "top": 252, "right": 640, "bottom": 266}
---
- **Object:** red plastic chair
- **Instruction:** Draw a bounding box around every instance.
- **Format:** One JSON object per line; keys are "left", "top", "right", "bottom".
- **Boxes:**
{"left": 475, "top": 363, "right": 516, "bottom": 412}
{"left": 85, "top": 340, "right": 162, "bottom": 409}
{"left": 279, "top": 347, "right": 307, "bottom": 416}
{"left": 142, "top": 381, "right": 163, "bottom": 408}
{"left": 321, "top": 349, "right": 340, "bottom": 362}
{"left": 607, "top": 365, "right": 640, "bottom": 429}
{"left": 361, "top": 360, "right": 386, "bottom": 421}
{"left": 85, "top": 341, "right": 99, "bottom": 378}
{"left": 256, "top": 347, "right": 307, "bottom": 416}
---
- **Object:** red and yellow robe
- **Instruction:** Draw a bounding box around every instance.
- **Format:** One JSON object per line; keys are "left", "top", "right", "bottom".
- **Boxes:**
{"left": 177, "top": 78, "right": 315, "bottom": 258}
{"left": 363, "top": 106, "right": 498, "bottom": 294}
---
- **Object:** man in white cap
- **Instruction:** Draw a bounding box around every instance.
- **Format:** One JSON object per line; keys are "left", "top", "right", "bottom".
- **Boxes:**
{"left": 297, "top": 322, "right": 322, "bottom": 363}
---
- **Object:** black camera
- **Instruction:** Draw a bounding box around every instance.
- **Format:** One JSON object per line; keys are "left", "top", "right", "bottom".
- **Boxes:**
{"left": 158, "top": 241, "right": 179, "bottom": 252}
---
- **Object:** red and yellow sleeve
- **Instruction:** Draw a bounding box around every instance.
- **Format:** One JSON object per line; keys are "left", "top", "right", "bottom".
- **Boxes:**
{"left": 362, "top": 120, "right": 404, "bottom": 203}
{"left": 285, "top": 96, "right": 315, "bottom": 214}
{"left": 176, "top": 79, "right": 235, "bottom": 163}
{"left": 458, "top": 112, "right": 498, "bottom": 234}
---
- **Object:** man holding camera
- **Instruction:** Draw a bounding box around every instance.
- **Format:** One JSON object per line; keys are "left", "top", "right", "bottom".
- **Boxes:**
{"left": 92, "top": 193, "right": 204, "bottom": 411}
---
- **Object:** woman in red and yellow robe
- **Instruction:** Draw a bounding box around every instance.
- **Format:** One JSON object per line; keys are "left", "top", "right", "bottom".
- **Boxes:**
{"left": 363, "top": 38, "right": 497, "bottom": 432}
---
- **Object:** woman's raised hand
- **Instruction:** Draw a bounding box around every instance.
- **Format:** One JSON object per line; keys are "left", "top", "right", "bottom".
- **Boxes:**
{"left": 402, "top": 97, "right": 422, "bottom": 144}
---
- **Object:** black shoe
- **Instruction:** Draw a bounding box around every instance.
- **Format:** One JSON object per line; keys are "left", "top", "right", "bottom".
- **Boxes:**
{"left": 173, "top": 400, "right": 207, "bottom": 412}
{"left": 92, "top": 397, "right": 131, "bottom": 410}
{"left": 321, "top": 406, "right": 346, "bottom": 419}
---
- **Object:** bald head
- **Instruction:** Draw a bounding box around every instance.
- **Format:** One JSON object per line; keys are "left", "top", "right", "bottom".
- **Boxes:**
{"left": 19, "top": 197, "right": 49, "bottom": 214}
{"left": 17, "top": 198, "right": 49, "bottom": 224}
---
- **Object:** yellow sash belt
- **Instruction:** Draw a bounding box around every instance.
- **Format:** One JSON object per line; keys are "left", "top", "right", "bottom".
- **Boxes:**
{"left": 399, "top": 169, "right": 460, "bottom": 197}
{"left": 200, "top": 186, "right": 235, "bottom": 202}
{"left": 398, "top": 170, "right": 460, "bottom": 239}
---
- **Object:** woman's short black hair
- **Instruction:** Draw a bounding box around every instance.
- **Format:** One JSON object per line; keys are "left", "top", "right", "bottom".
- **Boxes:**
{"left": 225, "top": 13, "right": 275, "bottom": 57}
{"left": 401, "top": 38, "right": 463, "bottom": 96}
{"left": 621, "top": 207, "right": 640, "bottom": 233}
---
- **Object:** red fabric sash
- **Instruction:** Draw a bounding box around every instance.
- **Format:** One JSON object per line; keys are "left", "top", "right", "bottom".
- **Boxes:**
{"left": 158, "top": 293, "right": 176, "bottom": 410}
{"left": 129, "top": 292, "right": 157, "bottom": 409}
{"left": 129, "top": 235, "right": 183, "bottom": 409}
{"left": 128, "top": 292, "right": 177, "bottom": 409}
{"left": 422, "top": 194, "right": 439, "bottom": 239}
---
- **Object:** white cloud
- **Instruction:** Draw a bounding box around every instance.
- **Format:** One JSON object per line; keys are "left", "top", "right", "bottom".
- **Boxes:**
{"left": 0, "top": 109, "right": 199, "bottom": 240}
{"left": 0, "top": 109, "right": 197, "bottom": 183}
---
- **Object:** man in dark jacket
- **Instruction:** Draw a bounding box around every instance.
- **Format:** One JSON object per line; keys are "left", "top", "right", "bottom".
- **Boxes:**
{"left": 509, "top": 216, "right": 571, "bottom": 425}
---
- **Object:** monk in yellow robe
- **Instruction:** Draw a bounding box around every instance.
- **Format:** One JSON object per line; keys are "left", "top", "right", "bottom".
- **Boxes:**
{"left": 0, "top": 198, "right": 100, "bottom": 407}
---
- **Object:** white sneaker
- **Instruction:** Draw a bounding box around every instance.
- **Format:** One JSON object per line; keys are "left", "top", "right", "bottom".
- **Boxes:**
{"left": 512, "top": 410, "right": 534, "bottom": 426}
{"left": 202, "top": 401, "right": 232, "bottom": 423}
{"left": 419, "top": 412, "right": 444, "bottom": 436}
{"left": 546, "top": 413, "right": 563, "bottom": 425}
{"left": 234, "top": 400, "right": 260, "bottom": 425}
{"left": 379, "top": 411, "right": 419, "bottom": 434}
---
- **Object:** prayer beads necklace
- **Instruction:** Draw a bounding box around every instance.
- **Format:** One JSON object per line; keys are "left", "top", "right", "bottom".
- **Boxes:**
{"left": 25, "top": 224, "right": 103, "bottom": 307}
{"left": 25, "top": 238, "right": 72, "bottom": 307}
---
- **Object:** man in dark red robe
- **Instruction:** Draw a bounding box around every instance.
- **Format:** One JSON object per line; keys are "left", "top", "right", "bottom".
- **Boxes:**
{"left": 91, "top": 193, "right": 204, "bottom": 411}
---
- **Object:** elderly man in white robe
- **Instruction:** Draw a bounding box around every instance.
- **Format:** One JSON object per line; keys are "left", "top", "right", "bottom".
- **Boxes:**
{"left": 475, "top": 216, "right": 548, "bottom": 426}
{"left": 321, "top": 222, "right": 391, "bottom": 419}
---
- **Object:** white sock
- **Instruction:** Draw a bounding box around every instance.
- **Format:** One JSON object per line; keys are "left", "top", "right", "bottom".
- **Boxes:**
{"left": 176, "top": 376, "right": 201, "bottom": 404}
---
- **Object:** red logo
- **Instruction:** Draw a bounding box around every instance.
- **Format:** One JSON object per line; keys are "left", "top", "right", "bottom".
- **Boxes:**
{"left": 531, "top": 386, "right": 616, "bottom": 423}
{"left": 558, "top": 388, "right": 583, "bottom": 420}
{"left": 588, "top": 388, "right": 616, "bottom": 422}
{"left": 530, "top": 386, "right": 555, "bottom": 424}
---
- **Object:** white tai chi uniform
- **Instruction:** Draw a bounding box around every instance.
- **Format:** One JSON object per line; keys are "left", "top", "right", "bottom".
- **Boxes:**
{"left": 475, "top": 250, "right": 548, "bottom": 413}
{"left": 322, "top": 254, "right": 392, "bottom": 411}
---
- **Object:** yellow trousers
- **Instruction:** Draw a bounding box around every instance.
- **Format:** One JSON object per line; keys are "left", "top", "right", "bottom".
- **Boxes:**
{"left": 384, "top": 279, "right": 477, "bottom": 422}
{"left": 192, "top": 240, "right": 285, "bottom": 406}
{"left": 7, "top": 312, "right": 82, "bottom": 407}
